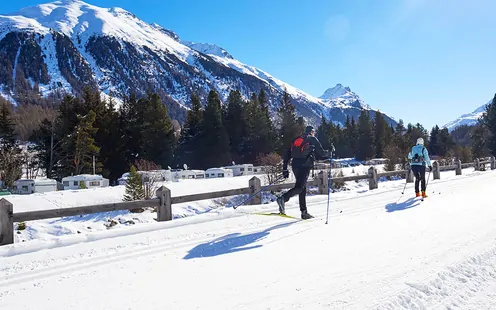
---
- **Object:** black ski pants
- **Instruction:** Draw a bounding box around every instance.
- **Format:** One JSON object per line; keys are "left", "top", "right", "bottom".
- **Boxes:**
{"left": 281, "top": 165, "right": 311, "bottom": 212}
{"left": 411, "top": 165, "right": 426, "bottom": 192}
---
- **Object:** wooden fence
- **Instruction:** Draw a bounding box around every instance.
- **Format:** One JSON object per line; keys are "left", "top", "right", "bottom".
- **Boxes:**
{"left": 0, "top": 157, "right": 494, "bottom": 246}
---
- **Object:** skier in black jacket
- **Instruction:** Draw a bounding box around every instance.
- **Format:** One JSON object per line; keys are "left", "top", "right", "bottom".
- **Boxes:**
{"left": 276, "top": 125, "right": 332, "bottom": 219}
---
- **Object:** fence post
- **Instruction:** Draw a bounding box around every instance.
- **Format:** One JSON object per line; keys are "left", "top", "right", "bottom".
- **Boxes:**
{"left": 474, "top": 158, "right": 480, "bottom": 171}
{"left": 406, "top": 164, "right": 414, "bottom": 183}
{"left": 249, "top": 176, "right": 262, "bottom": 205}
{"left": 368, "top": 167, "right": 378, "bottom": 190}
{"left": 433, "top": 161, "right": 440, "bottom": 180}
{"left": 156, "top": 186, "right": 172, "bottom": 221}
{"left": 317, "top": 170, "right": 328, "bottom": 195}
{"left": 455, "top": 159, "right": 462, "bottom": 175}
{"left": 491, "top": 156, "right": 495, "bottom": 170}
{"left": 0, "top": 199, "right": 13, "bottom": 246}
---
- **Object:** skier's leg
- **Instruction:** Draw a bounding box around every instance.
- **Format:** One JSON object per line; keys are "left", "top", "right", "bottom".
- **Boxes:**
{"left": 298, "top": 168, "right": 314, "bottom": 219}
{"left": 298, "top": 167, "right": 310, "bottom": 212}
{"left": 277, "top": 166, "right": 304, "bottom": 213}
{"left": 282, "top": 167, "right": 306, "bottom": 201}
{"left": 419, "top": 165, "right": 427, "bottom": 193}
{"left": 411, "top": 165, "right": 421, "bottom": 195}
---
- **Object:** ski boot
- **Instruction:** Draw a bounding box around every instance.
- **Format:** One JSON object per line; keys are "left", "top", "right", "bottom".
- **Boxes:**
{"left": 276, "top": 196, "right": 285, "bottom": 214}
{"left": 415, "top": 192, "right": 421, "bottom": 198}
{"left": 422, "top": 191, "right": 428, "bottom": 198}
{"left": 301, "top": 210, "right": 314, "bottom": 220}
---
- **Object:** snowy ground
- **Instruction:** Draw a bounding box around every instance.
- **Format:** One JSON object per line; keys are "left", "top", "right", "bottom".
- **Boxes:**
{"left": 9, "top": 164, "right": 385, "bottom": 243}
{"left": 1, "top": 167, "right": 496, "bottom": 309}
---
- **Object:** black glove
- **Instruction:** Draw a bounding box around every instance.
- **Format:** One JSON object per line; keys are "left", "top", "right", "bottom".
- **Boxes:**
{"left": 429, "top": 166, "right": 432, "bottom": 172}
{"left": 282, "top": 169, "right": 289, "bottom": 178}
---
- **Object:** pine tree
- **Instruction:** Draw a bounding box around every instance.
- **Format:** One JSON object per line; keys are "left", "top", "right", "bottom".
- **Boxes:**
{"left": 120, "top": 93, "right": 141, "bottom": 165}
{"left": 224, "top": 90, "right": 247, "bottom": 163}
{"left": 199, "top": 90, "right": 231, "bottom": 168}
{"left": 355, "top": 110, "right": 374, "bottom": 160}
{"left": 123, "top": 165, "right": 145, "bottom": 201}
{"left": 429, "top": 125, "right": 440, "bottom": 155}
{"left": 436, "top": 128, "right": 454, "bottom": 157}
{"left": 257, "top": 89, "right": 278, "bottom": 155}
{"left": 374, "top": 111, "right": 387, "bottom": 158}
{"left": 61, "top": 110, "right": 100, "bottom": 175}
{"left": 0, "top": 102, "right": 22, "bottom": 188}
{"left": 175, "top": 93, "right": 203, "bottom": 168}
{"left": 316, "top": 115, "right": 331, "bottom": 150}
{"left": 481, "top": 93, "right": 496, "bottom": 156}
{"left": 471, "top": 119, "right": 490, "bottom": 158}
{"left": 277, "top": 88, "right": 304, "bottom": 155}
{"left": 139, "top": 93, "right": 175, "bottom": 168}
{"left": 29, "top": 118, "right": 56, "bottom": 178}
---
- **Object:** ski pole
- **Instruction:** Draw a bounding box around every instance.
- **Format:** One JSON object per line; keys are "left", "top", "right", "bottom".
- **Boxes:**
{"left": 232, "top": 174, "right": 285, "bottom": 209}
{"left": 425, "top": 169, "right": 431, "bottom": 190}
{"left": 325, "top": 157, "right": 332, "bottom": 224}
{"left": 401, "top": 170, "right": 409, "bottom": 194}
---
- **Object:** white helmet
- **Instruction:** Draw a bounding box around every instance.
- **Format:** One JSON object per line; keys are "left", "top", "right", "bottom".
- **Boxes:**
{"left": 417, "top": 137, "right": 424, "bottom": 145}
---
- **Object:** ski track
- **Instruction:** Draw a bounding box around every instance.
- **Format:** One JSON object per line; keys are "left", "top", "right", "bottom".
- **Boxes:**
{"left": 0, "top": 170, "right": 496, "bottom": 309}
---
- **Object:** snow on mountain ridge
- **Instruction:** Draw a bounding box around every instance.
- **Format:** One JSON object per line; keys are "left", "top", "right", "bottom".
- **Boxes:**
{"left": 2, "top": 0, "right": 192, "bottom": 61}
{"left": 0, "top": 0, "right": 396, "bottom": 127}
{"left": 443, "top": 100, "right": 490, "bottom": 131}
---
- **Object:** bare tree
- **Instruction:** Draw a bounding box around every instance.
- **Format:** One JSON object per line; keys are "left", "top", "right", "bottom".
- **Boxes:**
{"left": 255, "top": 152, "right": 284, "bottom": 184}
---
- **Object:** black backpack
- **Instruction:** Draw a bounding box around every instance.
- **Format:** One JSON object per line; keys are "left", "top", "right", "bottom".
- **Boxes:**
{"left": 291, "top": 134, "right": 311, "bottom": 158}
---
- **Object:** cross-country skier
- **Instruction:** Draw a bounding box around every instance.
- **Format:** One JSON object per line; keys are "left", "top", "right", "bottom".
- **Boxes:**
{"left": 276, "top": 125, "right": 332, "bottom": 219}
{"left": 408, "top": 137, "right": 432, "bottom": 198}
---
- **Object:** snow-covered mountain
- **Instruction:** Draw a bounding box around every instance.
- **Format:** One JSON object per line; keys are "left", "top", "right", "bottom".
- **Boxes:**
{"left": 443, "top": 100, "right": 491, "bottom": 131}
{"left": 0, "top": 0, "right": 396, "bottom": 126}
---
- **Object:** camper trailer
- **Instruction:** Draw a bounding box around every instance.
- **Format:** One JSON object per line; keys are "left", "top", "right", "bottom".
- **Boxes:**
{"left": 14, "top": 178, "right": 57, "bottom": 194}
{"left": 223, "top": 164, "right": 254, "bottom": 176}
{"left": 205, "top": 168, "right": 234, "bottom": 178}
{"left": 173, "top": 169, "right": 206, "bottom": 180}
{"left": 62, "top": 174, "right": 110, "bottom": 190}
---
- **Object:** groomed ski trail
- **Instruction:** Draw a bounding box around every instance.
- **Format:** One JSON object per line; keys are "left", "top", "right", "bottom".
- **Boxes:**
{"left": 1, "top": 170, "right": 496, "bottom": 309}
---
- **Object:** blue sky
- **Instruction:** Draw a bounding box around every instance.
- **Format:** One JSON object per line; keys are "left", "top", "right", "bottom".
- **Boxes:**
{"left": 3, "top": 0, "right": 496, "bottom": 130}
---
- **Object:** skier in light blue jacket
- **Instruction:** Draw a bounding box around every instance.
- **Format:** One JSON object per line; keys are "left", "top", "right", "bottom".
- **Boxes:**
{"left": 408, "top": 137, "right": 432, "bottom": 198}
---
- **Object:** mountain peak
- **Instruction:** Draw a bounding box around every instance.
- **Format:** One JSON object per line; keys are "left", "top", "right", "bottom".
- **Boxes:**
{"left": 182, "top": 41, "right": 233, "bottom": 59}
{"left": 319, "top": 83, "right": 352, "bottom": 100}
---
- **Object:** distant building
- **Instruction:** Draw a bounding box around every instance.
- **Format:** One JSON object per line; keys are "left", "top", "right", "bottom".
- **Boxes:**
{"left": 62, "top": 174, "right": 109, "bottom": 190}
{"left": 205, "top": 168, "right": 234, "bottom": 178}
{"left": 14, "top": 178, "right": 58, "bottom": 194}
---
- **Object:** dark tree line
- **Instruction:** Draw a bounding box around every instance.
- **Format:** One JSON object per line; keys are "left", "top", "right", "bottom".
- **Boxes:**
{"left": 1, "top": 88, "right": 496, "bottom": 187}
{"left": 14, "top": 86, "right": 305, "bottom": 184}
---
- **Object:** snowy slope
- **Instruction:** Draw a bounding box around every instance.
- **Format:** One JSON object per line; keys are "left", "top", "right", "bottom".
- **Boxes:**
{"left": 1, "top": 169, "right": 496, "bottom": 309}
{"left": 0, "top": 0, "right": 396, "bottom": 126}
{"left": 443, "top": 99, "right": 490, "bottom": 131}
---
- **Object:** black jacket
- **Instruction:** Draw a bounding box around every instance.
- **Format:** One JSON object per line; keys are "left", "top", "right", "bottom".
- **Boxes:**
{"left": 283, "top": 134, "right": 329, "bottom": 170}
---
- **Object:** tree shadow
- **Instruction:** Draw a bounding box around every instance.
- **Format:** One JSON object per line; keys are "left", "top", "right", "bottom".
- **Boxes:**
{"left": 385, "top": 197, "right": 421, "bottom": 213}
{"left": 183, "top": 221, "right": 297, "bottom": 259}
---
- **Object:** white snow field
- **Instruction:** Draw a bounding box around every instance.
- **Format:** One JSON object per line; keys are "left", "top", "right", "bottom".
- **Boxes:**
{"left": 9, "top": 163, "right": 380, "bottom": 243}
{"left": 1, "top": 168, "right": 496, "bottom": 309}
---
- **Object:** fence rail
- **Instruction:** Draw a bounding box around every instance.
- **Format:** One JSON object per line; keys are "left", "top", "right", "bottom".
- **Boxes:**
{"left": 0, "top": 157, "right": 494, "bottom": 246}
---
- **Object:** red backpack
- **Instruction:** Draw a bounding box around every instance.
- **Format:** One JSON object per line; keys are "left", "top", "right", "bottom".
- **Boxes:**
{"left": 291, "top": 134, "right": 311, "bottom": 158}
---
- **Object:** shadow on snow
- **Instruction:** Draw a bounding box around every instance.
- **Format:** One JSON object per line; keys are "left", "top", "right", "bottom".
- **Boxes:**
{"left": 385, "top": 197, "right": 422, "bottom": 212}
{"left": 183, "top": 221, "right": 297, "bottom": 259}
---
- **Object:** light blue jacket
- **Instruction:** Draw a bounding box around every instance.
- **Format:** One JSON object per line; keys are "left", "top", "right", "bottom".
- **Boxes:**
{"left": 408, "top": 144, "right": 431, "bottom": 167}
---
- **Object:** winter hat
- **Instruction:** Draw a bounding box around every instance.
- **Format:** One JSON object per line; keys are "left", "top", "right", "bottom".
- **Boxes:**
{"left": 417, "top": 137, "right": 424, "bottom": 145}
{"left": 305, "top": 126, "right": 314, "bottom": 134}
